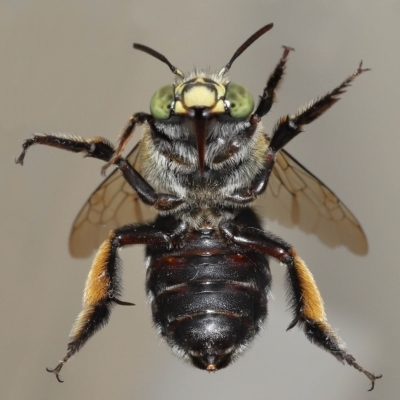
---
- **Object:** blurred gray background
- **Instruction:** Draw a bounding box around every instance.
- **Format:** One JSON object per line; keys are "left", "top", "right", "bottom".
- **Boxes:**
{"left": 2, "top": 1, "right": 399, "bottom": 399}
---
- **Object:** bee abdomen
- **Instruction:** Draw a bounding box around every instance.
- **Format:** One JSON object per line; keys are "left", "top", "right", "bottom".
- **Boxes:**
{"left": 160, "top": 280, "right": 258, "bottom": 322}
{"left": 146, "top": 234, "right": 271, "bottom": 371}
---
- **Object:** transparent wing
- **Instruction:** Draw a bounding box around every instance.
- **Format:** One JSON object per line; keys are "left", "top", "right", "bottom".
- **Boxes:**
{"left": 69, "top": 142, "right": 157, "bottom": 258}
{"left": 254, "top": 148, "right": 368, "bottom": 255}
{"left": 70, "top": 141, "right": 367, "bottom": 258}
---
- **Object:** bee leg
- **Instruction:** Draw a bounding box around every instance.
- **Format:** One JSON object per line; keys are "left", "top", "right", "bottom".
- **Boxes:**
{"left": 219, "top": 221, "right": 382, "bottom": 390}
{"left": 15, "top": 134, "right": 116, "bottom": 165}
{"left": 226, "top": 62, "right": 370, "bottom": 205}
{"left": 101, "top": 112, "right": 153, "bottom": 174}
{"left": 15, "top": 133, "right": 184, "bottom": 212}
{"left": 266, "top": 61, "right": 370, "bottom": 153}
{"left": 15, "top": 112, "right": 153, "bottom": 170}
{"left": 47, "top": 220, "right": 188, "bottom": 382}
{"left": 254, "top": 45, "right": 294, "bottom": 118}
{"left": 46, "top": 230, "right": 130, "bottom": 383}
{"left": 116, "top": 158, "right": 184, "bottom": 212}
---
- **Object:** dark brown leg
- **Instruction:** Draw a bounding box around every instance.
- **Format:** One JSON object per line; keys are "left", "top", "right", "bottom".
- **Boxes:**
{"left": 116, "top": 158, "right": 184, "bottom": 211}
{"left": 16, "top": 133, "right": 183, "bottom": 212}
{"left": 47, "top": 219, "right": 188, "bottom": 382}
{"left": 254, "top": 45, "right": 294, "bottom": 118}
{"left": 101, "top": 112, "right": 153, "bottom": 174}
{"left": 226, "top": 62, "right": 370, "bottom": 204}
{"left": 219, "top": 220, "right": 381, "bottom": 390}
{"left": 15, "top": 134, "right": 116, "bottom": 165}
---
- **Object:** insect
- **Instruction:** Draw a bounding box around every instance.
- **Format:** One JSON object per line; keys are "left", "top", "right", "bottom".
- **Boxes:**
{"left": 16, "top": 23, "right": 381, "bottom": 389}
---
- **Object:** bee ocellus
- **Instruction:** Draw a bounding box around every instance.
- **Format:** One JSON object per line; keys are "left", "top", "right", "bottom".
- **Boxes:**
{"left": 16, "top": 23, "right": 381, "bottom": 389}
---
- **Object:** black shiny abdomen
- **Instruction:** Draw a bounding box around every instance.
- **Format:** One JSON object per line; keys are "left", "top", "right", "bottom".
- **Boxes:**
{"left": 146, "top": 209, "right": 271, "bottom": 370}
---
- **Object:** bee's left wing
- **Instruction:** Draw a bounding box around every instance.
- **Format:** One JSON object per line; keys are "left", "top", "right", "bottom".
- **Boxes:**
{"left": 254, "top": 149, "right": 368, "bottom": 255}
{"left": 69, "top": 142, "right": 157, "bottom": 258}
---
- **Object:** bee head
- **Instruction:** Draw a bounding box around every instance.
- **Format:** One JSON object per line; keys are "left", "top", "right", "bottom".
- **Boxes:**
{"left": 149, "top": 77, "right": 254, "bottom": 173}
{"left": 134, "top": 23, "right": 273, "bottom": 173}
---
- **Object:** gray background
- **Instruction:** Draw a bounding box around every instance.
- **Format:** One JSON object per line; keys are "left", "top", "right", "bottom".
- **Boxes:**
{"left": 2, "top": 1, "right": 399, "bottom": 399}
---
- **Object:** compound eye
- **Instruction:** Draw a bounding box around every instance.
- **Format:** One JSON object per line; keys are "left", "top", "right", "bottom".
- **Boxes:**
{"left": 225, "top": 82, "right": 254, "bottom": 119}
{"left": 150, "top": 85, "right": 174, "bottom": 120}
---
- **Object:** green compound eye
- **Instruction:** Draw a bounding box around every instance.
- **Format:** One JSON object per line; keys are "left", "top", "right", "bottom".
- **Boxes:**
{"left": 225, "top": 82, "right": 254, "bottom": 119}
{"left": 150, "top": 85, "right": 174, "bottom": 120}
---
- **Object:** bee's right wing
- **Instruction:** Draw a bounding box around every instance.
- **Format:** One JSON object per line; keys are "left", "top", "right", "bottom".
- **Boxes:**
{"left": 254, "top": 148, "right": 368, "bottom": 255}
{"left": 69, "top": 142, "right": 157, "bottom": 258}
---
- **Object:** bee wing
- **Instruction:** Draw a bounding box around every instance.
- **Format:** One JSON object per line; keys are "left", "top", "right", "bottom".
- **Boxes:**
{"left": 69, "top": 141, "right": 367, "bottom": 257}
{"left": 69, "top": 141, "right": 157, "bottom": 258}
{"left": 254, "top": 149, "right": 368, "bottom": 255}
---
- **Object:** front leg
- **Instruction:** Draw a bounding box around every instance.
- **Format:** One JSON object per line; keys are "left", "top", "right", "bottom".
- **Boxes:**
{"left": 101, "top": 112, "right": 153, "bottom": 174}
{"left": 47, "top": 219, "right": 188, "bottom": 382}
{"left": 16, "top": 133, "right": 183, "bottom": 212}
{"left": 219, "top": 220, "right": 381, "bottom": 390}
{"left": 253, "top": 45, "right": 294, "bottom": 118}
{"left": 116, "top": 158, "right": 184, "bottom": 211}
{"left": 227, "top": 62, "right": 369, "bottom": 204}
{"left": 15, "top": 134, "right": 116, "bottom": 165}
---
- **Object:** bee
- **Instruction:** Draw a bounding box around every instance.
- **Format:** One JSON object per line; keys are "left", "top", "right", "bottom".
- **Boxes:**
{"left": 16, "top": 23, "right": 381, "bottom": 389}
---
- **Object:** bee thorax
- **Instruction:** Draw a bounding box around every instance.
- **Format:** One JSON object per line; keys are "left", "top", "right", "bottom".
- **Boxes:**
{"left": 139, "top": 121, "right": 268, "bottom": 222}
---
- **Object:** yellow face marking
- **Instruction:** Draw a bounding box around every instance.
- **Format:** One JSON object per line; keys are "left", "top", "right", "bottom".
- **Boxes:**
{"left": 174, "top": 100, "right": 187, "bottom": 115}
{"left": 183, "top": 86, "right": 216, "bottom": 108}
{"left": 173, "top": 78, "right": 227, "bottom": 116}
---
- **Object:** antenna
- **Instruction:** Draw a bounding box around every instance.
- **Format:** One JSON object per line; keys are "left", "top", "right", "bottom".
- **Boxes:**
{"left": 219, "top": 23, "right": 273, "bottom": 76}
{"left": 133, "top": 43, "right": 184, "bottom": 78}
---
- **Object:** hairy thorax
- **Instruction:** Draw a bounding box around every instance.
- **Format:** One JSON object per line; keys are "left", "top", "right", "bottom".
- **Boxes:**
{"left": 139, "top": 120, "right": 268, "bottom": 229}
